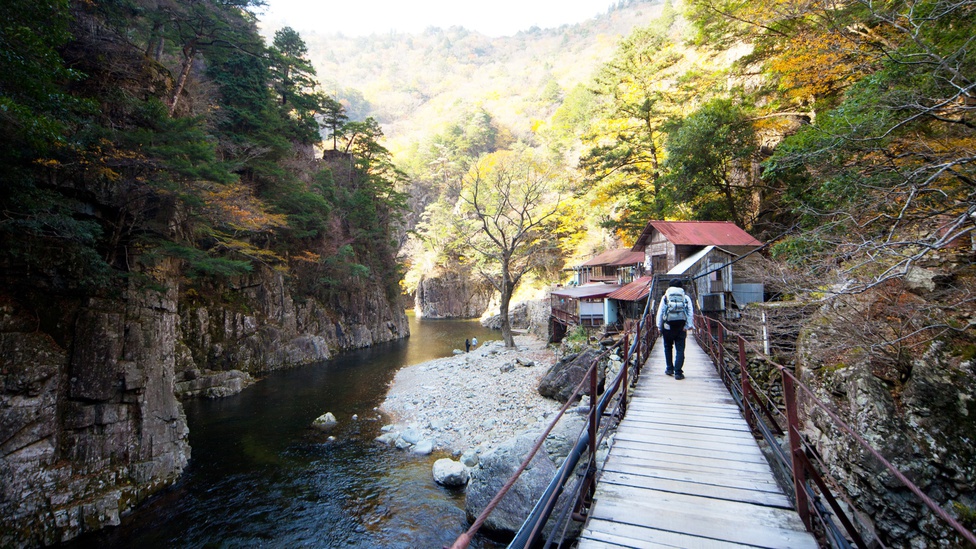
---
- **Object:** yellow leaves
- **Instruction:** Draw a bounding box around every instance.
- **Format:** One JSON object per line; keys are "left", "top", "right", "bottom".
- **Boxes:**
{"left": 767, "top": 29, "right": 866, "bottom": 104}
{"left": 197, "top": 182, "right": 288, "bottom": 233}
{"left": 292, "top": 250, "right": 321, "bottom": 263}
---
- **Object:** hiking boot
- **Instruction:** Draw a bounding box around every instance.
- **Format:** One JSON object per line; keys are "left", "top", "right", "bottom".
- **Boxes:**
{"left": 665, "top": 368, "right": 673, "bottom": 376}
{"left": 674, "top": 372, "right": 685, "bottom": 380}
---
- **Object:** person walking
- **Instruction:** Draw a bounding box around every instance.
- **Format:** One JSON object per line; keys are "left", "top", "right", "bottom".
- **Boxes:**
{"left": 465, "top": 338, "right": 471, "bottom": 353}
{"left": 655, "top": 279, "right": 694, "bottom": 380}
{"left": 471, "top": 337, "right": 478, "bottom": 350}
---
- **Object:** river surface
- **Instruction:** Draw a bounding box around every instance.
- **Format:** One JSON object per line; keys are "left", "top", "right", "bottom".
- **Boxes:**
{"left": 65, "top": 313, "right": 502, "bottom": 549}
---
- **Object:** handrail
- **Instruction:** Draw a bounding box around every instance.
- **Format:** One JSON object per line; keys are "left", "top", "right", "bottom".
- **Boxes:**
{"left": 447, "top": 278, "right": 658, "bottom": 549}
{"left": 695, "top": 315, "right": 976, "bottom": 547}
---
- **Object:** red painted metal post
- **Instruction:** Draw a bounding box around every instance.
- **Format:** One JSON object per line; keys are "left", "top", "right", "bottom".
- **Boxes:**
{"left": 706, "top": 319, "right": 715, "bottom": 357}
{"left": 738, "top": 336, "right": 754, "bottom": 430}
{"left": 717, "top": 322, "right": 725, "bottom": 376}
{"left": 782, "top": 374, "right": 812, "bottom": 530}
{"left": 588, "top": 356, "right": 599, "bottom": 491}
{"left": 635, "top": 322, "right": 642, "bottom": 366}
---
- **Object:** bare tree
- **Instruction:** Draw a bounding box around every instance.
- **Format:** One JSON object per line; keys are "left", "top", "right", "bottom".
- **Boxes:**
{"left": 457, "top": 151, "right": 562, "bottom": 348}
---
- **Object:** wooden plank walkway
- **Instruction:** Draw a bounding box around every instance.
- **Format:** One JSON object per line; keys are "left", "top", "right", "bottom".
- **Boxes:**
{"left": 578, "top": 335, "right": 819, "bottom": 549}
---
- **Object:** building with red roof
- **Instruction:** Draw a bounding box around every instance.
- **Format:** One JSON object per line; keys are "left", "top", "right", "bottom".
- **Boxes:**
{"left": 631, "top": 220, "right": 763, "bottom": 274}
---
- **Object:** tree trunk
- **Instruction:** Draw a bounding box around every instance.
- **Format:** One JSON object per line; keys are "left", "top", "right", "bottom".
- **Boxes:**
{"left": 169, "top": 47, "right": 196, "bottom": 116}
{"left": 499, "top": 275, "right": 515, "bottom": 348}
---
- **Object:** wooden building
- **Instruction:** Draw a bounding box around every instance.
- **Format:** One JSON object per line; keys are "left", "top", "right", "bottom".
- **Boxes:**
{"left": 570, "top": 249, "right": 645, "bottom": 285}
{"left": 631, "top": 221, "right": 765, "bottom": 315}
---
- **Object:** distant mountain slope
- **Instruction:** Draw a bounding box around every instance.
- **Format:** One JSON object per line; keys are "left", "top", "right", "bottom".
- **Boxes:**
{"left": 261, "top": 1, "right": 663, "bottom": 148}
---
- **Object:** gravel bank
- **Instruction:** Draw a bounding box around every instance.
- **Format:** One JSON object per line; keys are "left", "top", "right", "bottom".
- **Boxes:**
{"left": 379, "top": 335, "right": 563, "bottom": 455}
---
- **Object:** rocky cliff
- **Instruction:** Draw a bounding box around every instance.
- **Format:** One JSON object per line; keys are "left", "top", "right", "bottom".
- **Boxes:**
{"left": 415, "top": 268, "right": 492, "bottom": 319}
{"left": 176, "top": 267, "right": 408, "bottom": 397}
{"left": 0, "top": 264, "right": 190, "bottom": 547}
{"left": 795, "top": 267, "right": 976, "bottom": 546}
{"left": 0, "top": 263, "right": 407, "bottom": 547}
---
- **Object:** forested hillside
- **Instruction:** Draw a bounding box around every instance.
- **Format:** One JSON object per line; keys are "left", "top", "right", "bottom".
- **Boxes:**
{"left": 0, "top": 0, "right": 408, "bottom": 545}
{"left": 2, "top": 0, "right": 974, "bottom": 545}
{"left": 360, "top": 0, "right": 975, "bottom": 543}
{"left": 263, "top": 0, "right": 664, "bottom": 146}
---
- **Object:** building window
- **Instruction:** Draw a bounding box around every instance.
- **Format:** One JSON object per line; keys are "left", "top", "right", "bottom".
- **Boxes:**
{"left": 651, "top": 254, "right": 667, "bottom": 273}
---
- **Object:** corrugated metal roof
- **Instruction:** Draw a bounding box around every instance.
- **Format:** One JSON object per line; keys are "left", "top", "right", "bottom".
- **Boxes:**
{"left": 631, "top": 221, "right": 763, "bottom": 250}
{"left": 611, "top": 251, "right": 646, "bottom": 266}
{"left": 669, "top": 246, "right": 715, "bottom": 275}
{"left": 607, "top": 276, "right": 654, "bottom": 302}
{"left": 580, "top": 249, "right": 645, "bottom": 267}
{"left": 551, "top": 283, "right": 622, "bottom": 299}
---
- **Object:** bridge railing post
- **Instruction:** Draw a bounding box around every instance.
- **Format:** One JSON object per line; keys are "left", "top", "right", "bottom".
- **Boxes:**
{"left": 587, "top": 353, "right": 599, "bottom": 502}
{"left": 621, "top": 332, "right": 630, "bottom": 414}
{"left": 635, "top": 322, "right": 642, "bottom": 366}
{"left": 738, "top": 336, "right": 754, "bottom": 430}
{"left": 717, "top": 322, "right": 725, "bottom": 378}
{"left": 782, "top": 374, "right": 812, "bottom": 530}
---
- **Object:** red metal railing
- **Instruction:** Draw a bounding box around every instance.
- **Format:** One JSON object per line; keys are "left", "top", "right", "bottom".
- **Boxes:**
{"left": 448, "top": 301, "right": 658, "bottom": 549}
{"left": 696, "top": 315, "right": 976, "bottom": 548}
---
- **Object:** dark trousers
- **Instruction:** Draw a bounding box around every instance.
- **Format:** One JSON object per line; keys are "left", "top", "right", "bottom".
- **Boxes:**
{"left": 662, "top": 322, "right": 687, "bottom": 373}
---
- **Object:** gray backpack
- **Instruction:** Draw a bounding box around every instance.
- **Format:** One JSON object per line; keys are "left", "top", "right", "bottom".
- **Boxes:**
{"left": 664, "top": 292, "right": 688, "bottom": 322}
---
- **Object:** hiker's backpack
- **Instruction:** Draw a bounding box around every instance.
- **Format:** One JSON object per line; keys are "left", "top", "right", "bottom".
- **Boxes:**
{"left": 664, "top": 292, "right": 689, "bottom": 322}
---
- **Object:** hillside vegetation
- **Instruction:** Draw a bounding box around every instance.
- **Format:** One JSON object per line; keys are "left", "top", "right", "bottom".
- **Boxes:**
{"left": 1, "top": 0, "right": 974, "bottom": 544}
{"left": 313, "top": 0, "right": 974, "bottom": 543}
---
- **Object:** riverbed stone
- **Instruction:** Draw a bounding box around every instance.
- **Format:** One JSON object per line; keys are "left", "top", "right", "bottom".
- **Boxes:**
{"left": 433, "top": 458, "right": 470, "bottom": 487}
{"left": 460, "top": 449, "right": 479, "bottom": 467}
{"left": 311, "top": 412, "right": 337, "bottom": 430}
{"left": 412, "top": 440, "right": 434, "bottom": 455}
{"left": 401, "top": 428, "right": 423, "bottom": 444}
{"left": 375, "top": 433, "right": 398, "bottom": 445}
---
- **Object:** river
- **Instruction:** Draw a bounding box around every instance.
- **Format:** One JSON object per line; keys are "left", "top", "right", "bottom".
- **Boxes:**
{"left": 64, "top": 313, "right": 502, "bottom": 549}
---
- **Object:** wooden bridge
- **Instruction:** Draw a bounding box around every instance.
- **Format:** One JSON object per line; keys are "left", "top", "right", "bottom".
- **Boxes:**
{"left": 578, "top": 336, "right": 818, "bottom": 548}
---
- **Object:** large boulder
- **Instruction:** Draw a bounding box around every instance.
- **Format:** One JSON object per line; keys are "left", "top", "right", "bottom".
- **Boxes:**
{"left": 433, "top": 458, "right": 470, "bottom": 487}
{"left": 464, "top": 414, "right": 586, "bottom": 539}
{"left": 537, "top": 349, "right": 604, "bottom": 403}
{"left": 464, "top": 431, "right": 558, "bottom": 536}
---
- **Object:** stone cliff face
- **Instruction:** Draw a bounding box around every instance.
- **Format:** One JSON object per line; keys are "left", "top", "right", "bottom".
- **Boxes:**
{"left": 795, "top": 271, "right": 976, "bottom": 546}
{"left": 176, "top": 267, "right": 408, "bottom": 396}
{"left": 0, "top": 265, "right": 190, "bottom": 547}
{"left": 415, "top": 268, "right": 492, "bottom": 319}
{"left": 0, "top": 262, "right": 407, "bottom": 546}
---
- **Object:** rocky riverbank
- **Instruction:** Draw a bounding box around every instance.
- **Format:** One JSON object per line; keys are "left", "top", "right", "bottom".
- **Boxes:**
{"left": 379, "top": 335, "right": 564, "bottom": 456}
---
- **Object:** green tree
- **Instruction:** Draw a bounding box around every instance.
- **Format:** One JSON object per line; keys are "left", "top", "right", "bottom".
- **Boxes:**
{"left": 579, "top": 22, "right": 687, "bottom": 237}
{"left": 269, "top": 26, "right": 325, "bottom": 143}
{"left": 164, "top": 0, "right": 265, "bottom": 116}
{"left": 661, "top": 98, "right": 759, "bottom": 227}
{"left": 320, "top": 95, "right": 348, "bottom": 150}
